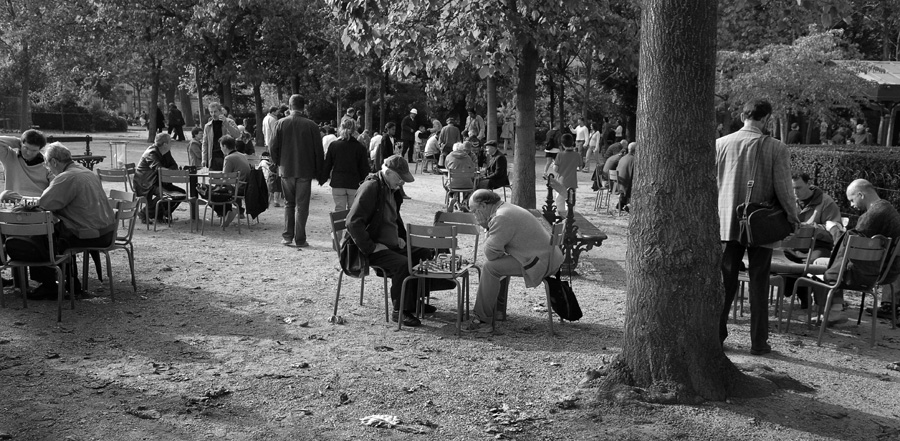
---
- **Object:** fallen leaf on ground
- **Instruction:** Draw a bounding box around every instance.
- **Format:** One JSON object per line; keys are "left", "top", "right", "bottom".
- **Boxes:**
{"left": 360, "top": 414, "right": 399, "bottom": 428}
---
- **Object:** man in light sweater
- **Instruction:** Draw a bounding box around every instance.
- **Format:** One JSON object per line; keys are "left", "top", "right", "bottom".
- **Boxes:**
{"left": 0, "top": 130, "right": 53, "bottom": 200}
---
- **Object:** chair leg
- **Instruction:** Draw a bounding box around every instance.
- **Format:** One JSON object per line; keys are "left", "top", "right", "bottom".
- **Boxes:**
{"left": 359, "top": 274, "right": 365, "bottom": 306}
{"left": 397, "top": 277, "right": 416, "bottom": 330}
{"left": 56, "top": 265, "right": 65, "bottom": 322}
{"left": 870, "top": 288, "right": 878, "bottom": 347}
{"left": 382, "top": 275, "right": 389, "bottom": 322}
{"left": 104, "top": 251, "right": 114, "bottom": 301}
{"left": 544, "top": 282, "right": 555, "bottom": 335}
{"left": 817, "top": 288, "right": 838, "bottom": 345}
{"left": 18, "top": 267, "right": 28, "bottom": 309}
{"left": 82, "top": 251, "right": 89, "bottom": 295}
{"left": 126, "top": 247, "right": 136, "bottom": 291}
{"left": 890, "top": 285, "right": 897, "bottom": 330}
{"left": 857, "top": 290, "right": 867, "bottom": 325}
{"left": 456, "top": 284, "right": 463, "bottom": 337}
{"left": 332, "top": 270, "right": 343, "bottom": 317}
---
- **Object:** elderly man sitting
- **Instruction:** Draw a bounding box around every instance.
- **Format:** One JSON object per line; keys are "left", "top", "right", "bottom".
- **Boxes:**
{"left": 8, "top": 143, "right": 116, "bottom": 299}
{"left": 464, "top": 189, "right": 564, "bottom": 332}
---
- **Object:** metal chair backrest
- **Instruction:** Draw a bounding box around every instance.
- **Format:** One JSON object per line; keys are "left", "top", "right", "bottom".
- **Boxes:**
{"left": 780, "top": 225, "right": 817, "bottom": 272}
{"left": 549, "top": 221, "right": 565, "bottom": 247}
{"left": 113, "top": 199, "right": 140, "bottom": 243}
{"left": 831, "top": 234, "right": 891, "bottom": 289}
{"left": 330, "top": 210, "right": 350, "bottom": 253}
{"left": 608, "top": 170, "right": 619, "bottom": 192}
{"left": 447, "top": 170, "right": 477, "bottom": 192}
{"left": 159, "top": 168, "right": 191, "bottom": 185}
{"left": 405, "top": 224, "right": 458, "bottom": 275}
{"left": 207, "top": 171, "right": 240, "bottom": 188}
{"left": 0, "top": 211, "right": 58, "bottom": 263}
{"left": 434, "top": 211, "right": 480, "bottom": 263}
{"left": 97, "top": 168, "right": 131, "bottom": 191}
{"left": 876, "top": 237, "right": 900, "bottom": 286}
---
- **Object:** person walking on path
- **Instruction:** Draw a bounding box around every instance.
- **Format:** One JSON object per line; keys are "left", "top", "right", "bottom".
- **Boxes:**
{"left": 717, "top": 99, "right": 799, "bottom": 356}
{"left": 400, "top": 108, "right": 417, "bottom": 163}
{"left": 167, "top": 103, "right": 186, "bottom": 141}
{"left": 270, "top": 94, "right": 325, "bottom": 248}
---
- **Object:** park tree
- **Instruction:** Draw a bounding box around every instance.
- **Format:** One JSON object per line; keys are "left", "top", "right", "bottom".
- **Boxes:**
{"left": 329, "top": 0, "right": 623, "bottom": 209}
{"left": 716, "top": 28, "right": 876, "bottom": 140}
{"left": 601, "top": 0, "right": 766, "bottom": 403}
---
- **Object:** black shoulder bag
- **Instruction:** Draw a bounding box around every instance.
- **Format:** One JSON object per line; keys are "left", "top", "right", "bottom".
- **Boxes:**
{"left": 735, "top": 135, "right": 793, "bottom": 246}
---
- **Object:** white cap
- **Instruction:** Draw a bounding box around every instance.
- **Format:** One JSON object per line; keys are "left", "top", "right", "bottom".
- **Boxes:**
{"left": 410, "top": 109, "right": 418, "bottom": 115}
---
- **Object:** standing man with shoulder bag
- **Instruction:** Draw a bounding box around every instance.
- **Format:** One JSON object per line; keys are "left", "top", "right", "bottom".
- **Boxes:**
{"left": 717, "top": 99, "right": 799, "bottom": 356}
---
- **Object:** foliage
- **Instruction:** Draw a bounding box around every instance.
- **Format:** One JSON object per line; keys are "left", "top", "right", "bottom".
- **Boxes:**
{"left": 790, "top": 145, "right": 900, "bottom": 213}
{"left": 717, "top": 0, "right": 853, "bottom": 51}
{"left": 716, "top": 29, "right": 876, "bottom": 121}
{"left": 31, "top": 102, "right": 127, "bottom": 132}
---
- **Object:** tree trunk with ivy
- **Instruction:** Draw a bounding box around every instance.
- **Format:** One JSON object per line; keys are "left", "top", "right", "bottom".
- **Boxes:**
{"left": 603, "top": 0, "right": 764, "bottom": 403}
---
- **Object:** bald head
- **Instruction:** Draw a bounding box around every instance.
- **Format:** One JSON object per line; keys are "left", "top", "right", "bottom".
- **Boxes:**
{"left": 846, "top": 179, "right": 880, "bottom": 211}
{"left": 627, "top": 142, "right": 636, "bottom": 154}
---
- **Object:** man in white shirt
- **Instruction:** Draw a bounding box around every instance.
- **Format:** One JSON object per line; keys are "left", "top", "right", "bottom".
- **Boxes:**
{"left": 573, "top": 118, "right": 590, "bottom": 170}
{"left": 369, "top": 132, "right": 383, "bottom": 161}
{"left": 321, "top": 126, "right": 338, "bottom": 155}
{"left": 262, "top": 106, "right": 278, "bottom": 149}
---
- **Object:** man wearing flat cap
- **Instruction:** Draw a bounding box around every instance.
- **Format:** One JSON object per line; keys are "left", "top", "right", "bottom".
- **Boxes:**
{"left": 346, "top": 155, "right": 447, "bottom": 327}
{"left": 477, "top": 140, "right": 509, "bottom": 190}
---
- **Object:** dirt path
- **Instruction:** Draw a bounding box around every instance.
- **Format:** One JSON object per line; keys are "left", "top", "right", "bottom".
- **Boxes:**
{"left": 1, "top": 133, "right": 899, "bottom": 440}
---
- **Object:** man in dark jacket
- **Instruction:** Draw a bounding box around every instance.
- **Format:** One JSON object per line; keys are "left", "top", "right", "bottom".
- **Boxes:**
{"left": 167, "top": 103, "right": 186, "bottom": 141}
{"left": 400, "top": 109, "right": 417, "bottom": 163}
{"left": 270, "top": 94, "right": 325, "bottom": 248}
{"left": 477, "top": 141, "right": 509, "bottom": 190}
{"left": 346, "top": 155, "right": 444, "bottom": 327}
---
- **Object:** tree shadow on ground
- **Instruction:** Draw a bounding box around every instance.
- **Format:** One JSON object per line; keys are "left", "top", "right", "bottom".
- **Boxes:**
{"left": 720, "top": 390, "right": 900, "bottom": 440}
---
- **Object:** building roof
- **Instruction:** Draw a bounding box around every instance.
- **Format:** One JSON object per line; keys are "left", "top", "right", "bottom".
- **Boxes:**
{"left": 838, "top": 60, "right": 900, "bottom": 103}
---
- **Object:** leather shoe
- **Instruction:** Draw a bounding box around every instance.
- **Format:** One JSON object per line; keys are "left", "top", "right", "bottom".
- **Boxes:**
{"left": 422, "top": 304, "right": 437, "bottom": 314}
{"left": 391, "top": 310, "right": 422, "bottom": 327}
{"left": 750, "top": 344, "right": 772, "bottom": 356}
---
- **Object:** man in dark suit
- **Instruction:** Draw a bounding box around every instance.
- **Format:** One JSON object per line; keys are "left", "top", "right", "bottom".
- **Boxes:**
{"left": 716, "top": 99, "right": 799, "bottom": 356}
{"left": 400, "top": 109, "right": 417, "bottom": 163}
{"left": 477, "top": 141, "right": 509, "bottom": 190}
{"left": 270, "top": 94, "right": 325, "bottom": 248}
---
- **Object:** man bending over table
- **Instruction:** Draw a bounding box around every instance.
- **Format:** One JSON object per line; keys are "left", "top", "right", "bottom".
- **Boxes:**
{"left": 464, "top": 189, "right": 563, "bottom": 332}
{"left": 25, "top": 143, "right": 116, "bottom": 298}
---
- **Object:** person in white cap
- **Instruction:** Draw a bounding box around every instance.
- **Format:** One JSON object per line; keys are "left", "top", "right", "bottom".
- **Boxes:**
{"left": 400, "top": 108, "right": 418, "bottom": 163}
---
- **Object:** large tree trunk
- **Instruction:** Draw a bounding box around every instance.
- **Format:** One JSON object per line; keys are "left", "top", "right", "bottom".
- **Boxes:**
{"left": 147, "top": 58, "right": 161, "bottom": 143}
{"left": 486, "top": 76, "right": 497, "bottom": 142}
{"left": 365, "top": 75, "right": 373, "bottom": 133}
{"left": 605, "top": 0, "right": 748, "bottom": 402}
{"left": 195, "top": 65, "right": 206, "bottom": 127}
{"left": 583, "top": 49, "right": 592, "bottom": 121}
{"left": 164, "top": 84, "right": 177, "bottom": 108}
{"left": 379, "top": 68, "right": 387, "bottom": 131}
{"left": 18, "top": 43, "right": 32, "bottom": 131}
{"left": 557, "top": 57, "right": 566, "bottom": 130}
{"left": 512, "top": 40, "right": 538, "bottom": 209}
{"left": 253, "top": 81, "right": 264, "bottom": 147}
{"left": 547, "top": 72, "right": 555, "bottom": 129}
{"left": 291, "top": 75, "right": 300, "bottom": 94}
{"left": 180, "top": 88, "right": 194, "bottom": 127}
{"left": 221, "top": 78, "right": 233, "bottom": 110}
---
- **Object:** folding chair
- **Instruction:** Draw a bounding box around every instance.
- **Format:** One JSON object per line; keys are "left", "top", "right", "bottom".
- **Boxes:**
{"left": 786, "top": 234, "right": 891, "bottom": 346}
{"left": 443, "top": 170, "right": 477, "bottom": 212}
{"left": 0, "top": 211, "right": 74, "bottom": 322}
{"left": 97, "top": 168, "right": 132, "bottom": 192}
{"left": 857, "top": 240, "right": 900, "bottom": 334}
{"left": 197, "top": 172, "right": 241, "bottom": 235}
{"left": 67, "top": 200, "right": 140, "bottom": 300}
{"left": 155, "top": 169, "right": 197, "bottom": 232}
{"left": 433, "top": 211, "right": 482, "bottom": 317}
{"left": 592, "top": 169, "right": 608, "bottom": 211}
{"left": 329, "top": 210, "right": 390, "bottom": 321}
{"left": 110, "top": 189, "right": 148, "bottom": 231}
{"left": 397, "top": 224, "right": 475, "bottom": 335}
{"left": 605, "top": 170, "right": 620, "bottom": 215}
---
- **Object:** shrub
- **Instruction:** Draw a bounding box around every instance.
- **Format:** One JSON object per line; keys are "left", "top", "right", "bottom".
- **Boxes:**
{"left": 31, "top": 104, "right": 127, "bottom": 132}
{"left": 789, "top": 145, "right": 900, "bottom": 215}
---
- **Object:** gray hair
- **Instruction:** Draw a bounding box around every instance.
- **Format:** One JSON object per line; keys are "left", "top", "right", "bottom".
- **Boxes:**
{"left": 470, "top": 189, "right": 501, "bottom": 206}
{"left": 42, "top": 142, "right": 73, "bottom": 164}
{"left": 154, "top": 132, "right": 171, "bottom": 146}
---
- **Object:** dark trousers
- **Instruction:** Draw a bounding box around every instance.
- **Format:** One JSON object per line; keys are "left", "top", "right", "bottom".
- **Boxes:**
{"left": 721, "top": 241, "right": 772, "bottom": 350}
{"left": 401, "top": 140, "right": 414, "bottom": 163}
{"left": 168, "top": 124, "right": 185, "bottom": 141}
{"left": 29, "top": 228, "right": 115, "bottom": 286}
{"left": 368, "top": 247, "right": 433, "bottom": 311}
{"left": 281, "top": 177, "right": 312, "bottom": 245}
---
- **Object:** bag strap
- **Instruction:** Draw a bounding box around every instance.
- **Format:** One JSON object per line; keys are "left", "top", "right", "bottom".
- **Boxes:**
{"left": 743, "top": 135, "right": 769, "bottom": 208}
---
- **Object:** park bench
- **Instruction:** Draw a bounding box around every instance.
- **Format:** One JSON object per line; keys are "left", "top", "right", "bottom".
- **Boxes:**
{"left": 46, "top": 135, "right": 105, "bottom": 170}
{"left": 540, "top": 179, "right": 607, "bottom": 276}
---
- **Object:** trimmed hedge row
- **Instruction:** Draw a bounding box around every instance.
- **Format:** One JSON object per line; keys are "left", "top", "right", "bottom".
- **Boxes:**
{"left": 789, "top": 145, "right": 900, "bottom": 215}
{"left": 32, "top": 106, "right": 127, "bottom": 132}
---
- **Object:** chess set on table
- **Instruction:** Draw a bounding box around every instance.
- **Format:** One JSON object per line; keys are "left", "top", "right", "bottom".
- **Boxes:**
{"left": 414, "top": 253, "right": 470, "bottom": 275}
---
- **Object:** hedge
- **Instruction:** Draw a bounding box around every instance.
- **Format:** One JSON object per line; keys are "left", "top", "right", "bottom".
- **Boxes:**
{"left": 789, "top": 144, "right": 900, "bottom": 216}
{"left": 31, "top": 106, "right": 127, "bottom": 132}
